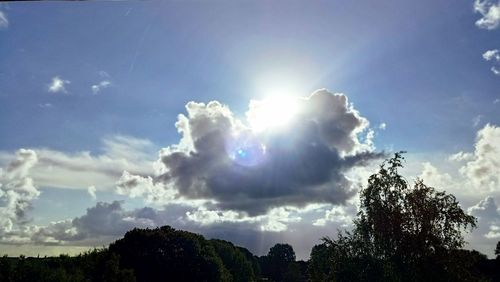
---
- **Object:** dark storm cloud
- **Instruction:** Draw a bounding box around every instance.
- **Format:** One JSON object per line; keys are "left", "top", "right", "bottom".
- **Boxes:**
{"left": 139, "top": 89, "right": 383, "bottom": 215}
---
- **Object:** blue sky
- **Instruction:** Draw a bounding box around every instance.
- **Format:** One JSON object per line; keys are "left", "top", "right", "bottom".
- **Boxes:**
{"left": 0, "top": 0, "right": 500, "bottom": 259}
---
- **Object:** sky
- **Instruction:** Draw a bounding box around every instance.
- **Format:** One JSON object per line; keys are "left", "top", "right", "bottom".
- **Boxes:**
{"left": 0, "top": 0, "right": 499, "bottom": 259}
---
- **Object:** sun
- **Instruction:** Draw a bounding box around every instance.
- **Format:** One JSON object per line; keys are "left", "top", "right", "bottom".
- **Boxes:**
{"left": 246, "top": 95, "right": 299, "bottom": 132}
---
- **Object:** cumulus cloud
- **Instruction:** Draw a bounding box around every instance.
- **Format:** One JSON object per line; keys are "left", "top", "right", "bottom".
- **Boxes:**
{"left": 124, "top": 89, "right": 382, "bottom": 215}
{"left": 0, "top": 10, "right": 8, "bottom": 29}
{"left": 0, "top": 149, "right": 39, "bottom": 236}
{"left": 47, "top": 76, "right": 70, "bottom": 93}
{"left": 116, "top": 171, "right": 176, "bottom": 205}
{"left": 1, "top": 199, "right": 350, "bottom": 258}
{"left": 411, "top": 124, "right": 500, "bottom": 256}
{"left": 0, "top": 135, "right": 156, "bottom": 191}
{"left": 474, "top": 0, "right": 500, "bottom": 30}
{"left": 467, "top": 196, "right": 500, "bottom": 254}
{"left": 459, "top": 124, "right": 500, "bottom": 192}
{"left": 27, "top": 201, "right": 164, "bottom": 245}
{"left": 418, "top": 124, "right": 500, "bottom": 199}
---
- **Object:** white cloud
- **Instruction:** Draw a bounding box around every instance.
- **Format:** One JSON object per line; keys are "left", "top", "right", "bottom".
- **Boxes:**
{"left": 134, "top": 89, "right": 381, "bottom": 215}
{"left": 378, "top": 122, "right": 387, "bottom": 130}
{"left": 483, "top": 49, "right": 500, "bottom": 61}
{"left": 473, "top": 115, "right": 483, "bottom": 127}
{"left": 459, "top": 124, "right": 500, "bottom": 192}
{"left": 449, "top": 151, "right": 474, "bottom": 162}
{"left": 91, "top": 80, "right": 111, "bottom": 94}
{"left": 492, "top": 66, "right": 500, "bottom": 75}
{"left": 0, "top": 135, "right": 156, "bottom": 191}
{"left": 38, "top": 103, "right": 53, "bottom": 109}
{"left": 116, "top": 171, "right": 176, "bottom": 205}
{"left": 0, "top": 10, "right": 8, "bottom": 29}
{"left": 87, "top": 186, "right": 96, "bottom": 200}
{"left": 474, "top": 0, "right": 500, "bottom": 30}
{"left": 313, "top": 205, "right": 354, "bottom": 227}
{"left": 482, "top": 49, "right": 500, "bottom": 75}
{"left": 47, "top": 76, "right": 70, "bottom": 94}
{"left": 0, "top": 149, "right": 39, "bottom": 236}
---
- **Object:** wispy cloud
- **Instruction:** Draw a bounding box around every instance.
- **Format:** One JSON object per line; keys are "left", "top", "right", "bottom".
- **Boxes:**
{"left": 0, "top": 135, "right": 156, "bottom": 191}
{"left": 47, "top": 76, "right": 70, "bottom": 94}
{"left": 482, "top": 49, "right": 500, "bottom": 76}
{"left": 91, "top": 80, "right": 111, "bottom": 94}
{"left": 87, "top": 186, "right": 96, "bottom": 200}
{"left": 91, "top": 71, "right": 112, "bottom": 94}
{"left": 0, "top": 10, "right": 8, "bottom": 29}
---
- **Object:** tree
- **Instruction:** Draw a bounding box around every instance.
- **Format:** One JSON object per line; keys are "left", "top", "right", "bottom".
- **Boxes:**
{"left": 311, "top": 152, "right": 478, "bottom": 281}
{"left": 262, "top": 243, "right": 296, "bottom": 282}
{"left": 109, "top": 226, "right": 230, "bottom": 282}
{"left": 209, "top": 239, "right": 256, "bottom": 282}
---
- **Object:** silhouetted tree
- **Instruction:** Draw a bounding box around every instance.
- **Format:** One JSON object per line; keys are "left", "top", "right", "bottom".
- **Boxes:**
{"left": 311, "top": 152, "right": 478, "bottom": 281}
{"left": 109, "top": 226, "right": 230, "bottom": 282}
{"left": 209, "top": 239, "right": 255, "bottom": 282}
{"left": 261, "top": 243, "right": 296, "bottom": 282}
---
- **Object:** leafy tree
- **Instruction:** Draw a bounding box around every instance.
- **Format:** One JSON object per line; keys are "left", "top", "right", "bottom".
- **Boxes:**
{"left": 209, "top": 239, "right": 255, "bottom": 282}
{"left": 109, "top": 226, "right": 230, "bottom": 282}
{"left": 261, "top": 243, "right": 296, "bottom": 282}
{"left": 311, "top": 152, "right": 478, "bottom": 281}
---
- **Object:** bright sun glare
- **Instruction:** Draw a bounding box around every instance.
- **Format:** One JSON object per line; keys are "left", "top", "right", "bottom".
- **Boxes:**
{"left": 247, "top": 96, "right": 299, "bottom": 132}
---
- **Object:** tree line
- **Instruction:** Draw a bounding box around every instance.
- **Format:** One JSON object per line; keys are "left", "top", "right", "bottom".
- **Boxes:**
{"left": 2, "top": 153, "right": 500, "bottom": 281}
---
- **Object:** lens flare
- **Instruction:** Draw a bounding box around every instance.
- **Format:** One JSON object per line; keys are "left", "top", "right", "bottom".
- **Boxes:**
{"left": 225, "top": 133, "right": 266, "bottom": 167}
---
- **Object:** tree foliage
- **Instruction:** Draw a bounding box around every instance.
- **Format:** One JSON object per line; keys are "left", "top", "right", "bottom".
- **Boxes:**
{"left": 310, "top": 152, "right": 479, "bottom": 281}
{"left": 109, "top": 226, "right": 231, "bottom": 282}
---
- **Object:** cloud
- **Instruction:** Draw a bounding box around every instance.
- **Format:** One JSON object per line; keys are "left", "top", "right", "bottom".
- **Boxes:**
{"left": 483, "top": 49, "right": 500, "bottom": 61}
{"left": 87, "top": 186, "right": 96, "bottom": 200}
{"left": 409, "top": 124, "right": 500, "bottom": 256}
{"left": 38, "top": 103, "right": 53, "bottom": 109}
{"left": 27, "top": 201, "right": 163, "bottom": 245}
{"left": 418, "top": 124, "right": 500, "bottom": 199}
{"left": 474, "top": 0, "right": 500, "bottom": 30}
{"left": 313, "top": 204, "right": 355, "bottom": 227}
{"left": 449, "top": 151, "right": 474, "bottom": 162}
{"left": 473, "top": 115, "right": 483, "bottom": 127}
{"left": 0, "top": 135, "right": 156, "bottom": 191}
{"left": 467, "top": 196, "right": 500, "bottom": 252}
{"left": 378, "top": 122, "right": 386, "bottom": 130}
{"left": 116, "top": 171, "right": 176, "bottom": 204}
{"left": 91, "top": 80, "right": 111, "bottom": 94}
{"left": 459, "top": 124, "right": 500, "bottom": 192}
{"left": 492, "top": 66, "right": 500, "bottom": 75}
{"left": 0, "top": 149, "right": 39, "bottom": 236}
{"left": 47, "top": 76, "right": 70, "bottom": 94}
{"left": 7, "top": 199, "right": 353, "bottom": 259}
{"left": 482, "top": 49, "right": 500, "bottom": 76}
{"left": 122, "top": 89, "right": 382, "bottom": 215}
{"left": 0, "top": 10, "right": 8, "bottom": 29}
